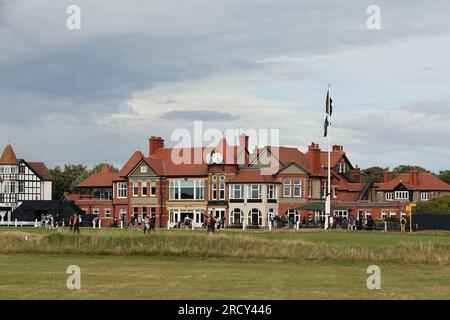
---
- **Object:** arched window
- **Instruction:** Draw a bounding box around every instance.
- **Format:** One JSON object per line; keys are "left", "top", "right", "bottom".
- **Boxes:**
{"left": 230, "top": 208, "right": 243, "bottom": 225}
{"left": 249, "top": 208, "right": 262, "bottom": 226}
{"left": 219, "top": 176, "right": 226, "bottom": 200}
{"left": 211, "top": 176, "right": 217, "bottom": 200}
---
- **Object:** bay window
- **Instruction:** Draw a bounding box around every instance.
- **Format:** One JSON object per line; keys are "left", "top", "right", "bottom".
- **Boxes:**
{"left": 117, "top": 182, "right": 127, "bottom": 198}
{"left": 230, "top": 184, "right": 243, "bottom": 199}
{"left": 169, "top": 179, "right": 204, "bottom": 200}
{"left": 249, "top": 184, "right": 262, "bottom": 199}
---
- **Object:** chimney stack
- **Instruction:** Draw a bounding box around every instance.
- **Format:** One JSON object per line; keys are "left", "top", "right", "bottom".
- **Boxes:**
{"left": 239, "top": 134, "right": 249, "bottom": 166}
{"left": 383, "top": 168, "right": 390, "bottom": 183}
{"left": 332, "top": 145, "right": 343, "bottom": 152}
{"left": 308, "top": 142, "right": 321, "bottom": 174}
{"left": 149, "top": 136, "right": 164, "bottom": 156}
{"left": 352, "top": 164, "right": 361, "bottom": 183}
{"left": 410, "top": 166, "right": 419, "bottom": 186}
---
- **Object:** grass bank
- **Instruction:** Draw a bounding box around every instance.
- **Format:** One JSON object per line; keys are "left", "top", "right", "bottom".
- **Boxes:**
{"left": 1, "top": 229, "right": 450, "bottom": 265}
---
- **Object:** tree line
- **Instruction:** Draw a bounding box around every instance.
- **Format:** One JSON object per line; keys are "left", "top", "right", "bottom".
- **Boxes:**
{"left": 50, "top": 164, "right": 119, "bottom": 200}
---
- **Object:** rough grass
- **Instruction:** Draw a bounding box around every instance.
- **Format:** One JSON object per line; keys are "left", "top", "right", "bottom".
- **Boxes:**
{"left": 1, "top": 229, "right": 450, "bottom": 265}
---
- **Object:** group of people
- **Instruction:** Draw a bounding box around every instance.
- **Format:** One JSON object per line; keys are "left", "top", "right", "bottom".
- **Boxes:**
{"left": 68, "top": 213, "right": 81, "bottom": 233}
{"left": 343, "top": 214, "right": 374, "bottom": 231}
{"left": 143, "top": 215, "right": 156, "bottom": 234}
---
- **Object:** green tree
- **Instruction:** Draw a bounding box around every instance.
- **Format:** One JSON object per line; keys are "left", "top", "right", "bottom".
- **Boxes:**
{"left": 50, "top": 164, "right": 90, "bottom": 200}
{"left": 391, "top": 165, "right": 429, "bottom": 177}
{"left": 438, "top": 170, "right": 450, "bottom": 185}
{"left": 89, "top": 163, "right": 119, "bottom": 175}
{"left": 416, "top": 195, "right": 450, "bottom": 214}
{"left": 361, "top": 166, "right": 384, "bottom": 181}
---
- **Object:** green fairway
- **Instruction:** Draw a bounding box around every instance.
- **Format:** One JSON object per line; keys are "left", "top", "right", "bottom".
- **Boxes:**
{"left": 1, "top": 227, "right": 450, "bottom": 299}
{"left": 1, "top": 254, "right": 450, "bottom": 299}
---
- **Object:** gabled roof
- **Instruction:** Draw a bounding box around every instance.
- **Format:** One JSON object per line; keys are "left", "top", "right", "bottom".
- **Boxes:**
{"left": 0, "top": 145, "right": 20, "bottom": 165}
{"left": 120, "top": 137, "right": 247, "bottom": 178}
{"left": 374, "top": 172, "right": 450, "bottom": 191}
{"left": 118, "top": 150, "right": 145, "bottom": 177}
{"left": 28, "top": 162, "right": 53, "bottom": 181}
{"left": 227, "top": 168, "right": 278, "bottom": 184}
{"left": 77, "top": 163, "right": 120, "bottom": 188}
{"left": 251, "top": 146, "right": 310, "bottom": 172}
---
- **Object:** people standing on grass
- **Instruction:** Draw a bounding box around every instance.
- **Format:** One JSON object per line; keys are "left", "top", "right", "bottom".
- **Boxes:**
{"left": 69, "top": 214, "right": 74, "bottom": 231}
{"left": 143, "top": 215, "right": 150, "bottom": 234}
{"left": 73, "top": 213, "right": 80, "bottom": 233}
{"left": 203, "top": 213, "right": 216, "bottom": 233}
{"left": 400, "top": 217, "right": 407, "bottom": 233}
{"left": 366, "top": 215, "right": 374, "bottom": 231}
{"left": 149, "top": 215, "right": 155, "bottom": 232}
{"left": 348, "top": 215, "right": 355, "bottom": 231}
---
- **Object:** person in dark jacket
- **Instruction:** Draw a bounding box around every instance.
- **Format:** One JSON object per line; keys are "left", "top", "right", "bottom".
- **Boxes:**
{"left": 366, "top": 215, "right": 374, "bottom": 231}
{"left": 73, "top": 214, "right": 80, "bottom": 233}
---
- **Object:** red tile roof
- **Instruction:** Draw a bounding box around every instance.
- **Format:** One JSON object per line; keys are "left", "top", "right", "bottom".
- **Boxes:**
{"left": 120, "top": 138, "right": 246, "bottom": 177}
{"left": 0, "top": 145, "right": 20, "bottom": 165}
{"left": 118, "top": 150, "right": 145, "bottom": 177}
{"left": 77, "top": 163, "right": 120, "bottom": 188}
{"left": 28, "top": 162, "right": 53, "bottom": 181}
{"left": 374, "top": 172, "right": 450, "bottom": 191}
{"left": 227, "top": 168, "right": 278, "bottom": 183}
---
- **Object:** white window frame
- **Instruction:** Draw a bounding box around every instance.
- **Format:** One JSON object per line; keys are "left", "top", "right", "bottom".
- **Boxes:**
{"left": 293, "top": 179, "right": 302, "bottom": 198}
{"left": 381, "top": 210, "right": 387, "bottom": 220}
{"left": 395, "top": 191, "right": 409, "bottom": 200}
{"left": 104, "top": 208, "right": 111, "bottom": 219}
{"left": 133, "top": 181, "right": 139, "bottom": 197}
{"left": 150, "top": 180, "right": 156, "bottom": 196}
{"left": 140, "top": 166, "right": 148, "bottom": 173}
{"left": 420, "top": 192, "right": 430, "bottom": 201}
{"left": 211, "top": 176, "right": 217, "bottom": 200}
{"left": 390, "top": 211, "right": 397, "bottom": 218}
{"left": 141, "top": 181, "right": 148, "bottom": 197}
{"left": 117, "top": 182, "right": 127, "bottom": 198}
{"left": 283, "top": 179, "right": 291, "bottom": 197}
{"left": 93, "top": 208, "right": 99, "bottom": 216}
{"left": 169, "top": 179, "right": 205, "bottom": 200}
{"left": 230, "top": 184, "right": 243, "bottom": 199}
{"left": 267, "top": 184, "right": 277, "bottom": 200}
{"left": 249, "top": 184, "right": 262, "bottom": 199}
{"left": 365, "top": 210, "right": 372, "bottom": 218}
{"left": 219, "top": 176, "right": 226, "bottom": 200}
{"left": 385, "top": 192, "right": 394, "bottom": 201}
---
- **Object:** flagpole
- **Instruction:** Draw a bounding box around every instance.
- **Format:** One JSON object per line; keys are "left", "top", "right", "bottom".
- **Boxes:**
{"left": 325, "top": 84, "right": 331, "bottom": 230}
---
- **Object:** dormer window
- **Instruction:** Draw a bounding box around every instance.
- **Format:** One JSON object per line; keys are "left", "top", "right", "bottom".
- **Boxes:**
{"left": 338, "top": 162, "right": 346, "bottom": 173}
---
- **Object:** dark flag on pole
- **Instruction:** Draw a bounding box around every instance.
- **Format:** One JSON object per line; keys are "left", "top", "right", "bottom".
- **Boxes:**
{"left": 326, "top": 89, "right": 332, "bottom": 116}
{"left": 324, "top": 89, "right": 332, "bottom": 137}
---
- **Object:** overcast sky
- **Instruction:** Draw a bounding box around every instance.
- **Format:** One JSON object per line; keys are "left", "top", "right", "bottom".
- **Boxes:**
{"left": 1, "top": 0, "right": 449, "bottom": 172}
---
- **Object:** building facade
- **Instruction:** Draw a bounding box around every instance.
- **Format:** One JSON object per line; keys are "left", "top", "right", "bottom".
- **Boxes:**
{"left": 64, "top": 135, "right": 450, "bottom": 227}
{"left": 0, "top": 144, "right": 53, "bottom": 223}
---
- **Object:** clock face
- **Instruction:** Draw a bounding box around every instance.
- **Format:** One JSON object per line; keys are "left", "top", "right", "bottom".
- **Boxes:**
{"left": 212, "top": 152, "right": 223, "bottom": 164}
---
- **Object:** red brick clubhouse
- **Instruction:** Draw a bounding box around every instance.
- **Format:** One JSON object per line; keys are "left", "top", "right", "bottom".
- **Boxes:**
{"left": 64, "top": 136, "right": 450, "bottom": 227}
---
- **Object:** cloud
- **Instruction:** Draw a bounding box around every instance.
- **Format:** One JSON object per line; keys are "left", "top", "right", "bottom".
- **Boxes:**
{"left": 161, "top": 110, "right": 238, "bottom": 121}
{"left": 1, "top": 0, "right": 450, "bottom": 171}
